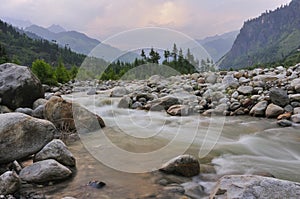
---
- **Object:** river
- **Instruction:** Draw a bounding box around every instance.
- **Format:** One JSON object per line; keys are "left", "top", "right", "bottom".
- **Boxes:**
{"left": 28, "top": 91, "right": 300, "bottom": 198}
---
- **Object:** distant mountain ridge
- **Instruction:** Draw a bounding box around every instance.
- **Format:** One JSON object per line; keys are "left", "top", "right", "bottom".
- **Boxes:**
{"left": 197, "top": 30, "right": 239, "bottom": 62}
{"left": 219, "top": 0, "right": 300, "bottom": 69}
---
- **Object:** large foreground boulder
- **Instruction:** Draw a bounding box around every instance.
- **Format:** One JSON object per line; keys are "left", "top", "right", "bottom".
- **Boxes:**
{"left": 44, "top": 96, "right": 105, "bottom": 133}
{"left": 0, "top": 113, "right": 56, "bottom": 164}
{"left": 34, "top": 139, "right": 76, "bottom": 167}
{"left": 20, "top": 159, "right": 72, "bottom": 183}
{"left": 159, "top": 155, "right": 200, "bottom": 177}
{"left": 210, "top": 175, "right": 300, "bottom": 199}
{"left": 0, "top": 63, "right": 44, "bottom": 110}
{"left": 0, "top": 171, "right": 20, "bottom": 195}
{"left": 269, "top": 88, "right": 289, "bottom": 107}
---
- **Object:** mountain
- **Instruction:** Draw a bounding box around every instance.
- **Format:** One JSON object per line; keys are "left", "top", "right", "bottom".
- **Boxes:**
{"left": 47, "top": 24, "right": 66, "bottom": 33}
{"left": 219, "top": 0, "right": 300, "bottom": 69}
{"left": 0, "top": 19, "right": 86, "bottom": 67}
{"left": 24, "top": 24, "right": 124, "bottom": 60}
{"left": 197, "top": 30, "right": 239, "bottom": 62}
{"left": 1, "top": 17, "right": 32, "bottom": 29}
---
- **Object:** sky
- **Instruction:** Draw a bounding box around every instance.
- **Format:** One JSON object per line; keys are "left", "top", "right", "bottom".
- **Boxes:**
{"left": 0, "top": 0, "right": 292, "bottom": 40}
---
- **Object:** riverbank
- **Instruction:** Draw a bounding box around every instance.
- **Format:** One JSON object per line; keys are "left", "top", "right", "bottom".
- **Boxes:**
{"left": 1, "top": 62, "right": 300, "bottom": 198}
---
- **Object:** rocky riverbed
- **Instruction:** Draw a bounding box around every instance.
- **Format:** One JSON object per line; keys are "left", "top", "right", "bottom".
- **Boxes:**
{"left": 1, "top": 62, "right": 300, "bottom": 198}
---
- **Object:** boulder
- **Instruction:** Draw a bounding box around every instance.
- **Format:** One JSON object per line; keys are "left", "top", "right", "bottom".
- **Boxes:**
{"left": 269, "top": 88, "right": 289, "bottom": 107}
{"left": 291, "top": 114, "right": 300, "bottom": 123}
{"left": 159, "top": 155, "right": 200, "bottom": 177}
{"left": 265, "top": 103, "right": 284, "bottom": 118}
{"left": 294, "top": 107, "right": 300, "bottom": 114}
{"left": 277, "top": 119, "right": 293, "bottom": 127}
{"left": 222, "top": 74, "right": 239, "bottom": 89}
{"left": 290, "top": 94, "right": 300, "bottom": 102}
{"left": 250, "top": 101, "right": 268, "bottom": 117}
{"left": 0, "top": 171, "right": 20, "bottom": 195}
{"left": 167, "top": 105, "right": 190, "bottom": 116}
{"left": 291, "top": 78, "right": 300, "bottom": 93}
{"left": 0, "top": 113, "right": 55, "bottom": 164}
{"left": 117, "top": 96, "right": 132, "bottom": 109}
{"left": 33, "top": 98, "right": 48, "bottom": 110}
{"left": 0, "top": 63, "right": 44, "bottom": 110}
{"left": 20, "top": 159, "right": 72, "bottom": 183}
{"left": 32, "top": 105, "right": 45, "bottom": 119}
{"left": 44, "top": 96, "right": 105, "bottom": 133}
{"left": 149, "top": 96, "right": 180, "bottom": 111}
{"left": 110, "top": 86, "right": 129, "bottom": 97}
{"left": 210, "top": 175, "right": 300, "bottom": 199}
{"left": 15, "top": 107, "right": 33, "bottom": 116}
{"left": 0, "top": 105, "right": 12, "bottom": 114}
{"left": 34, "top": 139, "right": 76, "bottom": 167}
{"left": 237, "top": 86, "right": 253, "bottom": 95}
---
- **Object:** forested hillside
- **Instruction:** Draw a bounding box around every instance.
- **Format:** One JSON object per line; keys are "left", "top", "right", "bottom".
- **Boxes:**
{"left": 219, "top": 0, "right": 300, "bottom": 69}
{"left": 0, "top": 19, "right": 86, "bottom": 68}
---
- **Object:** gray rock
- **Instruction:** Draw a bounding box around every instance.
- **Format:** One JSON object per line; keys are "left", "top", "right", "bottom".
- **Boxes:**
{"left": 20, "top": 159, "right": 72, "bottom": 183}
{"left": 117, "top": 96, "right": 132, "bottom": 109}
{"left": 290, "top": 94, "right": 300, "bottom": 101}
{"left": 163, "top": 185, "right": 185, "bottom": 194}
{"left": 132, "top": 101, "right": 143, "bottom": 109}
{"left": 291, "top": 114, "right": 300, "bottom": 123}
{"left": 15, "top": 107, "right": 33, "bottom": 116}
{"left": 269, "top": 88, "right": 289, "bottom": 107}
{"left": 167, "top": 105, "right": 189, "bottom": 116}
{"left": 44, "top": 96, "right": 105, "bottom": 133}
{"left": 277, "top": 119, "right": 293, "bottom": 127}
{"left": 33, "top": 98, "right": 48, "bottom": 110}
{"left": 0, "top": 113, "right": 55, "bottom": 164}
{"left": 206, "top": 73, "right": 217, "bottom": 84}
{"left": 42, "top": 84, "right": 51, "bottom": 92}
{"left": 0, "top": 105, "right": 12, "bottom": 114}
{"left": 159, "top": 155, "right": 200, "bottom": 177}
{"left": 230, "top": 102, "right": 241, "bottom": 111}
{"left": 237, "top": 86, "right": 253, "bottom": 95}
{"left": 291, "top": 78, "right": 300, "bottom": 92}
{"left": 32, "top": 105, "right": 45, "bottom": 119}
{"left": 110, "top": 86, "right": 129, "bottom": 97}
{"left": 250, "top": 101, "right": 268, "bottom": 117}
{"left": 0, "top": 63, "right": 44, "bottom": 110}
{"left": 284, "top": 104, "right": 294, "bottom": 113}
{"left": 210, "top": 175, "right": 300, "bottom": 199}
{"left": 0, "top": 171, "right": 20, "bottom": 195}
{"left": 265, "top": 103, "right": 284, "bottom": 118}
{"left": 222, "top": 75, "right": 239, "bottom": 89}
{"left": 150, "top": 96, "right": 180, "bottom": 111}
{"left": 34, "top": 139, "right": 75, "bottom": 167}
{"left": 294, "top": 107, "right": 300, "bottom": 114}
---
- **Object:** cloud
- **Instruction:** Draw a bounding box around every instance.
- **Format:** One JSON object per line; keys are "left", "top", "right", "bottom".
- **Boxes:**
{"left": 0, "top": 0, "right": 292, "bottom": 40}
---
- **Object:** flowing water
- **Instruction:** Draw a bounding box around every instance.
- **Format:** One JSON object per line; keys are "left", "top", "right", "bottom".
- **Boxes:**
{"left": 28, "top": 91, "right": 300, "bottom": 198}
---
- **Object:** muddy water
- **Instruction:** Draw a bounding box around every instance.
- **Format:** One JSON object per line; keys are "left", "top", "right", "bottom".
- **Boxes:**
{"left": 31, "top": 92, "right": 300, "bottom": 198}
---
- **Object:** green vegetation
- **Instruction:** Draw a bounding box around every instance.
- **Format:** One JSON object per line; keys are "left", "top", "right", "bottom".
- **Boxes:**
{"left": 31, "top": 58, "right": 79, "bottom": 85}
{"left": 0, "top": 19, "right": 86, "bottom": 67}
{"left": 220, "top": 1, "right": 300, "bottom": 69}
{"left": 97, "top": 45, "right": 215, "bottom": 81}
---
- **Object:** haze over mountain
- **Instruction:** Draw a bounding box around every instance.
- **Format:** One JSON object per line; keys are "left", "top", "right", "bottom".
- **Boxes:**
{"left": 219, "top": 0, "right": 300, "bottom": 69}
{"left": 197, "top": 30, "right": 239, "bottom": 62}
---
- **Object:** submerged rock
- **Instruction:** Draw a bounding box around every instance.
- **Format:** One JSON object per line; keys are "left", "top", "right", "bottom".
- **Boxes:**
{"left": 149, "top": 96, "right": 180, "bottom": 111}
{"left": 210, "top": 175, "right": 300, "bottom": 199}
{"left": 0, "top": 113, "right": 55, "bottom": 164}
{"left": 34, "top": 139, "right": 76, "bottom": 167}
{"left": 20, "top": 159, "right": 72, "bottom": 183}
{"left": 0, "top": 63, "right": 44, "bottom": 110}
{"left": 159, "top": 155, "right": 200, "bottom": 177}
{"left": 0, "top": 171, "right": 20, "bottom": 195}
